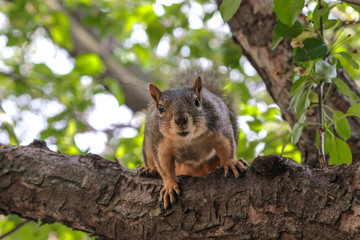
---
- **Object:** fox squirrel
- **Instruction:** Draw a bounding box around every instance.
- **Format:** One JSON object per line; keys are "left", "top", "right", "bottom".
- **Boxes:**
{"left": 137, "top": 71, "right": 247, "bottom": 209}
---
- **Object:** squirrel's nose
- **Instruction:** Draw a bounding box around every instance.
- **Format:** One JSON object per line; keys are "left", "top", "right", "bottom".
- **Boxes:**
{"left": 174, "top": 112, "right": 188, "bottom": 127}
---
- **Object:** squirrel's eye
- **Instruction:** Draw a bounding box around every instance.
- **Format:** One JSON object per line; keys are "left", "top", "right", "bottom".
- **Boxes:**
{"left": 158, "top": 104, "right": 164, "bottom": 113}
{"left": 194, "top": 98, "right": 200, "bottom": 107}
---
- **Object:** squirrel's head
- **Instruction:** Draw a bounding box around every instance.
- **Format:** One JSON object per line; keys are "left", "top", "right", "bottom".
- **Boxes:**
{"left": 149, "top": 76, "right": 206, "bottom": 140}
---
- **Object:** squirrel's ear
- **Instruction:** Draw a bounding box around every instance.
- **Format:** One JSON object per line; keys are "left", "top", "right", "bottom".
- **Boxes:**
{"left": 192, "top": 75, "right": 202, "bottom": 99}
{"left": 149, "top": 83, "right": 162, "bottom": 105}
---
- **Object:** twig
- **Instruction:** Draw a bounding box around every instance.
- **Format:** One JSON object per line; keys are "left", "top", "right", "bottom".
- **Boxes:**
{"left": 341, "top": 0, "right": 360, "bottom": 6}
{"left": 0, "top": 220, "right": 30, "bottom": 239}
{"left": 318, "top": 0, "right": 327, "bottom": 168}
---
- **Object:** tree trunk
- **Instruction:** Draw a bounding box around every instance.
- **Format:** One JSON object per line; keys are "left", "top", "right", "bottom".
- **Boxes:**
{"left": 1, "top": 141, "right": 360, "bottom": 239}
{"left": 219, "top": 0, "right": 360, "bottom": 167}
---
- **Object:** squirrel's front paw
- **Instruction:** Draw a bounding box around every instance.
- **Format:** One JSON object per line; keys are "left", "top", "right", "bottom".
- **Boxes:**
{"left": 159, "top": 181, "right": 181, "bottom": 209}
{"left": 136, "top": 165, "right": 159, "bottom": 177}
{"left": 223, "top": 159, "right": 246, "bottom": 178}
{"left": 238, "top": 158, "right": 248, "bottom": 167}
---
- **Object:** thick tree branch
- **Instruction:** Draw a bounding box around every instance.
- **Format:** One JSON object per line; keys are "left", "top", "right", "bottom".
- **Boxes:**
{"left": 220, "top": 0, "right": 360, "bottom": 166}
{"left": 1, "top": 140, "right": 360, "bottom": 239}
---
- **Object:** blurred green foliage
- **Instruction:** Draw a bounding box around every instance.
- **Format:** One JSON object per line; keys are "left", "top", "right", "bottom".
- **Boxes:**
{"left": 0, "top": 215, "right": 92, "bottom": 240}
{"left": 1, "top": 0, "right": 357, "bottom": 238}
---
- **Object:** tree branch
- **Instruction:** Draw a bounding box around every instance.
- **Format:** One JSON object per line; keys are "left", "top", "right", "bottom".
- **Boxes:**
{"left": 1, "top": 140, "right": 360, "bottom": 239}
{"left": 342, "top": 0, "right": 360, "bottom": 6}
{"left": 47, "top": 0, "right": 152, "bottom": 112}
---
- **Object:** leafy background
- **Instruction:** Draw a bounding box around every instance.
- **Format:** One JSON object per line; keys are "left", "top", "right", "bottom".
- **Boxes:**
{"left": 272, "top": 0, "right": 360, "bottom": 165}
{"left": 0, "top": 0, "right": 359, "bottom": 238}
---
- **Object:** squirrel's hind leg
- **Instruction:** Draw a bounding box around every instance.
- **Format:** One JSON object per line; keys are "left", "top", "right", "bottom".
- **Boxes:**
{"left": 139, "top": 137, "right": 160, "bottom": 177}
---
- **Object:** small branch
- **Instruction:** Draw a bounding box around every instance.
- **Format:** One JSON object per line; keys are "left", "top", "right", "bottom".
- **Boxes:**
{"left": 0, "top": 220, "right": 30, "bottom": 239}
{"left": 341, "top": 0, "right": 360, "bottom": 5}
{"left": 317, "top": 0, "right": 327, "bottom": 168}
{"left": 317, "top": 83, "right": 325, "bottom": 160}
{"left": 323, "top": 83, "right": 333, "bottom": 102}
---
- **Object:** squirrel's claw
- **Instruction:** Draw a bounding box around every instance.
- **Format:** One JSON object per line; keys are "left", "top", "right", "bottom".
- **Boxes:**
{"left": 159, "top": 181, "right": 181, "bottom": 209}
{"left": 136, "top": 165, "right": 159, "bottom": 177}
{"left": 238, "top": 158, "right": 248, "bottom": 167}
{"left": 223, "top": 160, "right": 246, "bottom": 178}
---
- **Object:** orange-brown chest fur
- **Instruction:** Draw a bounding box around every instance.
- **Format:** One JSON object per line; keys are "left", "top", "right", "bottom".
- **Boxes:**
{"left": 166, "top": 133, "right": 221, "bottom": 176}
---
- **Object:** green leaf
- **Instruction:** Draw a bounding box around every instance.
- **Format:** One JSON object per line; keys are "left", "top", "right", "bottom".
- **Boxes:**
{"left": 6, "top": 32, "right": 26, "bottom": 46}
{"left": 274, "top": 21, "right": 304, "bottom": 38}
{"left": 274, "top": 0, "right": 305, "bottom": 26}
{"left": 33, "top": 64, "right": 54, "bottom": 77}
{"left": 310, "top": 3, "right": 320, "bottom": 30}
{"left": 295, "top": 88, "right": 311, "bottom": 119}
{"left": 291, "top": 122, "right": 305, "bottom": 144}
{"left": 290, "top": 77, "right": 307, "bottom": 97}
{"left": 347, "top": 103, "right": 360, "bottom": 117}
{"left": 323, "top": 19, "right": 338, "bottom": 30}
{"left": 248, "top": 119, "right": 263, "bottom": 132}
{"left": 291, "top": 114, "right": 306, "bottom": 144}
{"left": 289, "top": 77, "right": 309, "bottom": 118}
{"left": 264, "top": 107, "right": 280, "bottom": 121}
{"left": 219, "top": 0, "right": 242, "bottom": 22}
{"left": 0, "top": 106, "right": 20, "bottom": 145}
{"left": 235, "top": 82, "right": 252, "bottom": 103}
{"left": 74, "top": 53, "right": 105, "bottom": 76}
{"left": 333, "top": 110, "right": 351, "bottom": 140}
{"left": 49, "top": 12, "right": 73, "bottom": 51}
{"left": 293, "top": 38, "right": 327, "bottom": 62}
{"left": 309, "top": 91, "right": 318, "bottom": 102}
{"left": 47, "top": 110, "right": 69, "bottom": 124}
{"left": 271, "top": 32, "right": 283, "bottom": 50}
{"left": 339, "top": 51, "right": 359, "bottom": 70}
{"left": 315, "top": 60, "right": 337, "bottom": 80}
{"left": 315, "top": 126, "right": 319, "bottom": 148}
{"left": 317, "top": 3, "right": 337, "bottom": 18}
{"left": 326, "top": 136, "right": 352, "bottom": 165}
{"left": 333, "top": 78, "right": 358, "bottom": 104}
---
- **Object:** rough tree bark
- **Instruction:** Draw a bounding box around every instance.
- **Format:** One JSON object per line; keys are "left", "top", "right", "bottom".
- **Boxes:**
{"left": 1, "top": 141, "right": 360, "bottom": 239}
{"left": 217, "top": 0, "right": 360, "bottom": 167}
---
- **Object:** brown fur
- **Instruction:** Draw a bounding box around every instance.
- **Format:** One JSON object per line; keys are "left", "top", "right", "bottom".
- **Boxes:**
{"left": 138, "top": 73, "right": 246, "bottom": 209}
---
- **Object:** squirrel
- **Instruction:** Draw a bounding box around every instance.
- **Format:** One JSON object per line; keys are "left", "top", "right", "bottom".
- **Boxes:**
{"left": 137, "top": 71, "right": 247, "bottom": 209}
